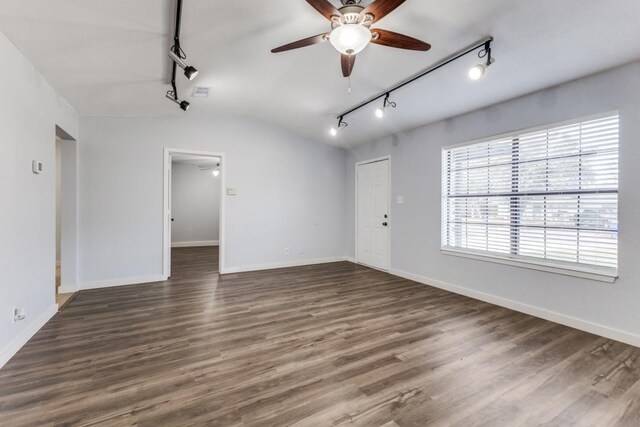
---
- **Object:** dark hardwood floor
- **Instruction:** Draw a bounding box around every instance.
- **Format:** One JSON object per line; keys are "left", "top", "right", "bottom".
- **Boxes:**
{"left": 1, "top": 249, "right": 639, "bottom": 426}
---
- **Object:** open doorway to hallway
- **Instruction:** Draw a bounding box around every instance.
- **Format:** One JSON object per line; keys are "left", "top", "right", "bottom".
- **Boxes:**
{"left": 165, "top": 151, "right": 224, "bottom": 278}
{"left": 54, "top": 126, "right": 78, "bottom": 309}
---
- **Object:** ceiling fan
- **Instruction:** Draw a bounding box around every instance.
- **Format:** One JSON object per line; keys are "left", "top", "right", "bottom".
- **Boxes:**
{"left": 271, "top": 0, "right": 431, "bottom": 78}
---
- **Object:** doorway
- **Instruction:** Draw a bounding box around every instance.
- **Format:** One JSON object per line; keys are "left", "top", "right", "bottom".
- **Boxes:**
{"left": 356, "top": 157, "right": 391, "bottom": 271}
{"left": 163, "top": 149, "right": 225, "bottom": 278}
{"left": 55, "top": 126, "right": 78, "bottom": 308}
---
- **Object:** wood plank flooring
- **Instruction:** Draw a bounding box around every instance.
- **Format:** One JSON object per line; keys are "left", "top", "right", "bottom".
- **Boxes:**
{"left": 1, "top": 249, "right": 639, "bottom": 426}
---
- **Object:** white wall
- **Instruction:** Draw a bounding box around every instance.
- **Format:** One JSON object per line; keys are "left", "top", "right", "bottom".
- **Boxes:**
{"left": 171, "top": 163, "right": 221, "bottom": 245}
{"left": 0, "top": 31, "right": 78, "bottom": 367}
{"left": 78, "top": 116, "right": 347, "bottom": 283}
{"left": 345, "top": 61, "right": 640, "bottom": 345}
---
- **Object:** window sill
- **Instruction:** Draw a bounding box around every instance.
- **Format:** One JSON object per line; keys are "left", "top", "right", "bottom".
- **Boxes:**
{"left": 441, "top": 248, "right": 618, "bottom": 283}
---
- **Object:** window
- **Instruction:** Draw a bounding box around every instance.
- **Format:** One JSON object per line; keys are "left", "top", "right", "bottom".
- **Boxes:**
{"left": 442, "top": 113, "right": 619, "bottom": 280}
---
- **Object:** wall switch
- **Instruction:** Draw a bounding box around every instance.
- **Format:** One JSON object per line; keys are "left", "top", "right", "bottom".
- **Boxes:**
{"left": 13, "top": 307, "right": 26, "bottom": 322}
{"left": 226, "top": 187, "right": 237, "bottom": 196}
{"left": 32, "top": 160, "right": 43, "bottom": 174}
{"left": 284, "top": 248, "right": 290, "bottom": 255}
{"left": 397, "top": 196, "right": 404, "bottom": 205}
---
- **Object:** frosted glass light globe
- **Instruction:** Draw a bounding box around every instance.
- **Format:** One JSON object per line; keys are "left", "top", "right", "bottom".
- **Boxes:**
{"left": 329, "top": 24, "right": 372, "bottom": 55}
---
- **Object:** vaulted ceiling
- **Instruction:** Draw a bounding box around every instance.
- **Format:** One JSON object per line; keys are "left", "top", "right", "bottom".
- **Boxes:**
{"left": 1, "top": 0, "right": 639, "bottom": 146}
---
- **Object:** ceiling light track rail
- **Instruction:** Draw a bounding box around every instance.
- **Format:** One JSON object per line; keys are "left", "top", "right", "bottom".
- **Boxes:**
{"left": 336, "top": 36, "right": 494, "bottom": 121}
{"left": 166, "top": 0, "right": 199, "bottom": 112}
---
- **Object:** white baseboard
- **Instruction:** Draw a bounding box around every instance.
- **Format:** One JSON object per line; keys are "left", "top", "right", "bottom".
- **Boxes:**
{"left": 80, "top": 275, "right": 165, "bottom": 291}
{"left": 388, "top": 267, "right": 640, "bottom": 348}
{"left": 171, "top": 240, "right": 219, "bottom": 248}
{"left": 344, "top": 256, "right": 357, "bottom": 263}
{"left": 224, "top": 257, "right": 348, "bottom": 274}
{"left": 0, "top": 303, "right": 58, "bottom": 369}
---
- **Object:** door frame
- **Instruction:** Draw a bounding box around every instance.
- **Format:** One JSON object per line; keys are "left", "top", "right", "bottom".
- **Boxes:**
{"left": 163, "top": 148, "right": 227, "bottom": 278}
{"left": 355, "top": 155, "right": 391, "bottom": 271}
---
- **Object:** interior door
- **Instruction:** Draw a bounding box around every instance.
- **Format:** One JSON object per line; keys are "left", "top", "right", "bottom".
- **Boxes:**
{"left": 357, "top": 159, "right": 390, "bottom": 271}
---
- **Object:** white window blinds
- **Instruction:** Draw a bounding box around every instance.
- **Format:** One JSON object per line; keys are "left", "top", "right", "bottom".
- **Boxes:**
{"left": 442, "top": 114, "right": 619, "bottom": 275}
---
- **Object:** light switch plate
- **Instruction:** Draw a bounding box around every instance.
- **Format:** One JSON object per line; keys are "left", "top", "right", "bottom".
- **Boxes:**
{"left": 397, "top": 196, "right": 404, "bottom": 204}
{"left": 226, "top": 187, "right": 237, "bottom": 196}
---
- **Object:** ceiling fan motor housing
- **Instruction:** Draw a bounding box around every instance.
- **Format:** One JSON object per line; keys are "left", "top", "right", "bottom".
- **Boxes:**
{"left": 334, "top": 5, "right": 367, "bottom": 27}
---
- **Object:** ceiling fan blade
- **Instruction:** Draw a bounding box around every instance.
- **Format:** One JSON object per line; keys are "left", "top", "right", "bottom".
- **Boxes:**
{"left": 305, "top": 0, "right": 342, "bottom": 20}
{"left": 271, "top": 34, "right": 328, "bottom": 53}
{"left": 359, "top": 0, "right": 406, "bottom": 24}
{"left": 371, "top": 29, "right": 431, "bottom": 51}
{"left": 341, "top": 54, "right": 356, "bottom": 77}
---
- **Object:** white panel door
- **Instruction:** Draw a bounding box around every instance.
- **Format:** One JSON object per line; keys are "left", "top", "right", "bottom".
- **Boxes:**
{"left": 357, "top": 159, "right": 389, "bottom": 270}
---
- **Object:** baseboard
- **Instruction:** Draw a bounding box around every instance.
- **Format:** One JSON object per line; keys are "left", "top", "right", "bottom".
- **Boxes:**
{"left": 344, "top": 256, "right": 357, "bottom": 263}
{"left": 58, "top": 284, "right": 79, "bottom": 293}
{"left": 0, "top": 303, "right": 58, "bottom": 369}
{"left": 171, "top": 240, "right": 219, "bottom": 248}
{"left": 224, "top": 257, "right": 349, "bottom": 274}
{"left": 388, "top": 267, "right": 640, "bottom": 348}
{"left": 80, "top": 275, "right": 165, "bottom": 291}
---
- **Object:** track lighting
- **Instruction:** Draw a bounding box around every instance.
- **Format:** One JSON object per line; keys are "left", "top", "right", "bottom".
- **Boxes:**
{"left": 169, "top": 50, "right": 198, "bottom": 81}
{"left": 330, "top": 116, "right": 348, "bottom": 137}
{"left": 166, "top": 91, "right": 190, "bottom": 111}
{"left": 333, "top": 36, "right": 495, "bottom": 135}
{"left": 375, "top": 93, "right": 397, "bottom": 119}
{"left": 469, "top": 40, "right": 495, "bottom": 81}
{"left": 164, "top": 0, "right": 199, "bottom": 111}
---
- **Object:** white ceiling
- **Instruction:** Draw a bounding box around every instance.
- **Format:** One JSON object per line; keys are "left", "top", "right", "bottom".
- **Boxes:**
{"left": 1, "top": 0, "right": 639, "bottom": 147}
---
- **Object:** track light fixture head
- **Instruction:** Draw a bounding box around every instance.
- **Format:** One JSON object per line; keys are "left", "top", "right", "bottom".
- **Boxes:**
{"left": 169, "top": 49, "right": 199, "bottom": 81}
{"left": 330, "top": 116, "right": 348, "bottom": 137}
{"left": 469, "top": 40, "right": 495, "bottom": 81}
{"left": 166, "top": 91, "right": 190, "bottom": 111}
{"left": 212, "top": 162, "right": 221, "bottom": 177}
{"left": 375, "top": 93, "right": 397, "bottom": 119}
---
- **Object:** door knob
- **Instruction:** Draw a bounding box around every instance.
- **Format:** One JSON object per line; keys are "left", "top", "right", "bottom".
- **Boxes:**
{"left": 171, "top": 218, "right": 175, "bottom": 222}
{"left": 383, "top": 222, "right": 388, "bottom": 227}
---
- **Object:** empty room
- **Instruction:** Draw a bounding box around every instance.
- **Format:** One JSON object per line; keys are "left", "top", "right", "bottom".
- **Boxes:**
{"left": 1, "top": 1, "right": 640, "bottom": 426}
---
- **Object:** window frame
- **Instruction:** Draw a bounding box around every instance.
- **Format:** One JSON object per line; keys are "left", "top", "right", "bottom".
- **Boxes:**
{"left": 441, "top": 111, "right": 619, "bottom": 283}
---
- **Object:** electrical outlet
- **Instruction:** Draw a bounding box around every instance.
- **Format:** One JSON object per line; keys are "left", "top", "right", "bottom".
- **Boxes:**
{"left": 13, "top": 307, "right": 26, "bottom": 322}
{"left": 284, "top": 248, "right": 290, "bottom": 255}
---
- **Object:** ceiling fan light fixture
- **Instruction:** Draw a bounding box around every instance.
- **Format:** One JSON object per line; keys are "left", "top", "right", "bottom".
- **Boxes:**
{"left": 329, "top": 24, "right": 372, "bottom": 55}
